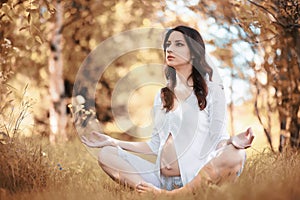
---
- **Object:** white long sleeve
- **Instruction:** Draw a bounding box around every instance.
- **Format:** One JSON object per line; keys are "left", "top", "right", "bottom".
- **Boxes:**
{"left": 146, "top": 78, "right": 229, "bottom": 185}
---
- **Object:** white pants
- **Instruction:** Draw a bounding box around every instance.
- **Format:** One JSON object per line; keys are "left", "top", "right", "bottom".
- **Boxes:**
{"left": 117, "top": 147, "right": 183, "bottom": 190}
{"left": 117, "top": 146, "right": 245, "bottom": 189}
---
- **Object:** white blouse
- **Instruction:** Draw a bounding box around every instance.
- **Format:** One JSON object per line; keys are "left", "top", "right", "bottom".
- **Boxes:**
{"left": 147, "top": 79, "right": 229, "bottom": 186}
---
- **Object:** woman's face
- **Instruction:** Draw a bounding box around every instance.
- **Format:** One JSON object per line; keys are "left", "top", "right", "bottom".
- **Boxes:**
{"left": 165, "top": 31, "right": 191, "bottom": 69}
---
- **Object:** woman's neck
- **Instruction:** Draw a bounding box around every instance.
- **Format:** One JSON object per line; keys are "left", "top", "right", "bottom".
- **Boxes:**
{"left": 174, "top": 62, "right": 193, "bottom": 83}
{"left": 175, "top": 65, "right": 193, "bottom": 87}
{"left": 174, "top": 71, "right": 193, "bottom": 102}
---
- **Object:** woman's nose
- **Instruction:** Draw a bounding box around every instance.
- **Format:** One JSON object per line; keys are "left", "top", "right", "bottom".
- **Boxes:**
{"left": 166, "top": 45, "right": 173, "bottom": 53}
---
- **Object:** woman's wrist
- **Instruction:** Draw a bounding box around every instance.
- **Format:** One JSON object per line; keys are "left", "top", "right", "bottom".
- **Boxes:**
{"left": 227, "top": 136, "right": 241, "bottom": 149}
{"left": 227, "top": 137, "right": 233, "bottom": 146}
{"left": 111, "top": 138, "right": 118, "bottom": 147}
{"left": 227, "top": 136, "right": 246, "bottom": 149}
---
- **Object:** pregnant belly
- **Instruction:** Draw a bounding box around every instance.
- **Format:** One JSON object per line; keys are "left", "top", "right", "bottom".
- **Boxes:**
{"left": 160, "top": 134, "right": 180, "bottom": 176}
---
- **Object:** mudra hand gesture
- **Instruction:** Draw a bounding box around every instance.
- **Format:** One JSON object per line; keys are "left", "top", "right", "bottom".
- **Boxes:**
{"left": 229, "top": 128, "right": 255, "bottom": 149}
{"left": 81, "top": 131, "right": 116, "bottom": 148}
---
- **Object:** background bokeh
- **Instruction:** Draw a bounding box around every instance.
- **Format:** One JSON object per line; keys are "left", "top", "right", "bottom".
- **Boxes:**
{"left": 0, "top": 0, "right": 299, "bottom": 199}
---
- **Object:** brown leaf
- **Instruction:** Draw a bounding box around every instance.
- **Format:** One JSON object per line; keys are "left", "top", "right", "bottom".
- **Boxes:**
{"left": 27, "top": 13, "right": 31, "bottom": 24}
{"left": 25, "top": 8, "right": 38, "bottom": 13}
{"left": 19, "top": 26, "right": 30, "bottom": 32}
{"left": 34, "top": 35, "right": 43, "bottom": 44}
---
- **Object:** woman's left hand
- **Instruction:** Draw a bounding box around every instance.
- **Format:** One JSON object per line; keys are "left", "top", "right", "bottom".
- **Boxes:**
{"left": 230, "top": 127, "right": 255, "bottom": 149}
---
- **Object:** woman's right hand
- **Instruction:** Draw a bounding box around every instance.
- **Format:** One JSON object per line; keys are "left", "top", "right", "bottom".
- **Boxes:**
{"left": 81, "top": 131, "right": 117, "bottom": 148}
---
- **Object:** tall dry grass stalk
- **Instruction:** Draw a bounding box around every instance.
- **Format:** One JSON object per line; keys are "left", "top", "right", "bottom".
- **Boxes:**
{"left": 1, "top": 142, "right": 299, "bottom": 200}
{"left": 0, "top": 86, "right": 71, "bottom": 196}
{"left": 0, "top": 139, "right": 49, "bottom": 192}
{"left": 1, "top": 88, "right": 299, "bottom": 199}
{"left": 191, "top": 149, "right": 300, "bottom": 200}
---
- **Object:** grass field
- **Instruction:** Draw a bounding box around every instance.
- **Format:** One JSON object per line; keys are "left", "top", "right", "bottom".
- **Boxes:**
{"left": 1, "top": 133, "right": 300, "bottom": 200}
{"left": 1, "top": 99, "right": 299, "bottom": 200}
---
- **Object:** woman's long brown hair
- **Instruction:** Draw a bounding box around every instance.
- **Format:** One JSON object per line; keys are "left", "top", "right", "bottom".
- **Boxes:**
{"left": 162, "top": 26, "right": 213, "bottom": 112}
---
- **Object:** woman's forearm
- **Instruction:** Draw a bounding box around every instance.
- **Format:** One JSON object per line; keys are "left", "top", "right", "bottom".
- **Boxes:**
{"left": 216, "top": 139, "right": 230, "bottom": 149}
{"left": 114, "top": 140, "right": 154, "bottom": 155}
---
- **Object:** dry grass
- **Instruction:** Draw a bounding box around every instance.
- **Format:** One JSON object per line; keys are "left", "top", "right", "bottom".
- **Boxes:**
{"left": 0, "top": 139, "right": 48, "bottom": 193}
{"left": 0, "top": 135, "right": 299, "bottom": 200}
{"left": 0, "top": 94, "right": 299, "bottom": 200}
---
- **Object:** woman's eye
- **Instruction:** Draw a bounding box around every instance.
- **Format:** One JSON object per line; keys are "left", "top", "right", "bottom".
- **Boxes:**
{"left": 165, "top": 43, "right": 171, "bottom": 47}
{"left": 176, "top": 43, "right": 184, "bottom": 47}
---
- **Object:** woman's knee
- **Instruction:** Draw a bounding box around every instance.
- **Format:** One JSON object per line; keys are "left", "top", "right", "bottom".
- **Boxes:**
{"left": 210, "top": 147, "right": 246, "bottom": 182}
{"left": 98, "top": 146, "right": 118, "bottom": 166}
{"left": 229, "top": 147, "right": 246, "bottom": 170}
{"left": 217, "top": 145, "right": 246, "bottom": 169}
{"left": 236, "top": 148, "right": 246, "bottom": 164}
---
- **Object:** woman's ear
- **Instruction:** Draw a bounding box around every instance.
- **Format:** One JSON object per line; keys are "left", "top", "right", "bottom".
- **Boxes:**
{"left": 189, "top": 55, "right": 195, "bottom": 64}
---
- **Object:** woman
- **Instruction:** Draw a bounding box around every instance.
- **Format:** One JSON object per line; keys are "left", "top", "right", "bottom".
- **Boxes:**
{"left": 81, "top": 25, "right": 254, "bottom": 194}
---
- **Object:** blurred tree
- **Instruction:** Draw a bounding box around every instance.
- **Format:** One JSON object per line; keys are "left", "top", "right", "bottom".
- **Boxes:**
{"left": 0, "top": 3, "right": 15, "bottom": 140}
{"left": 1, "top": 0, "right": 167, "bottom": 142}
{"left": 188, "top": 0, "right": 300, "bottom": 151}
{"left": 48, "top": 0, "right": 67, "bottom": 143}
{"left": 1, "top": 0, "right": 60, "bottom": 139}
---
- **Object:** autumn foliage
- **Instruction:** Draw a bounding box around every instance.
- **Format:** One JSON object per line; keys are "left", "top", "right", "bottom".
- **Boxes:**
{"left": 0, "top": 0, "right": 300, "bottom": 199}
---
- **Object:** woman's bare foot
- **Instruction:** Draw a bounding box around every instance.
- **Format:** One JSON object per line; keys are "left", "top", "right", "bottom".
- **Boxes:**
{"left": 136, "top": 182, "right": 162, "bottom": 195}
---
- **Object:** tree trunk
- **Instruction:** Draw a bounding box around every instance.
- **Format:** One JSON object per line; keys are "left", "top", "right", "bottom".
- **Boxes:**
{"left": 279, "top": 28, "right": 300, "bottom": 151}
{"left": 48, "top": 0, "right": 67, "bottom": 143}
{"left": 229, "top": 68, "right": 234, "bottom": 136}
{"left": 289, "top": 28, "right": 300, "bottom": 149}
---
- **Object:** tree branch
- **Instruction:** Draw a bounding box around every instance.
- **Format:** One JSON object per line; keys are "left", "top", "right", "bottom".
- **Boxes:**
{"left": 0, "top": 13, "right": 5, "bottom": 20}
{"left": 254, "top": 75, "right": 274, "bottom": 152}
{"left": 254, "top": 34, "right": 279, "bottom": 44}
{"left": 247, "top": 0, "right": 286, "bottom": 28}
{"left": 59, "top": 4, "right": 93, "bottom": 34}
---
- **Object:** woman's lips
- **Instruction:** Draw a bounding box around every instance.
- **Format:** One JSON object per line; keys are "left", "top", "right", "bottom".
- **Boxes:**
{"left": 167, "top": 55, "right": 175, "bottom": 60}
